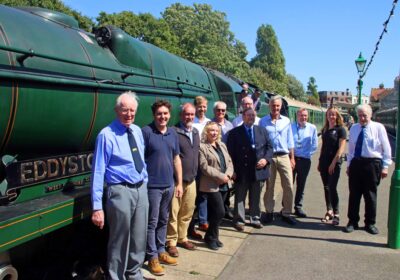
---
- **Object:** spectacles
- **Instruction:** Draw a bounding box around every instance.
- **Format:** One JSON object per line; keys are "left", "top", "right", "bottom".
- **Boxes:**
{"left": 119, "top": 107, "right": 135, "bottom": 114}
{"left": 216, "top": 108, "right": 226, "bottom": 112}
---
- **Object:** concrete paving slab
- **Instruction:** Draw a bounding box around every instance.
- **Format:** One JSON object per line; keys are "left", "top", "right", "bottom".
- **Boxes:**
{"left": 141, "top": 227, "right": 247, "bottom": 280}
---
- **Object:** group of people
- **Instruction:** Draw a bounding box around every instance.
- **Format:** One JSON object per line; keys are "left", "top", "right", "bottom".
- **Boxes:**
{"left": 90, "top": 87, "right": 392, "bottom": 279}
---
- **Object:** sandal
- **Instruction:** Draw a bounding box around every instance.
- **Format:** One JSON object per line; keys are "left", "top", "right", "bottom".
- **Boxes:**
{"left": 321, "top": 212, "right": 333, "bottom": 223}
{"left": 332, "top": 215, "right": 340, "bottom": 226}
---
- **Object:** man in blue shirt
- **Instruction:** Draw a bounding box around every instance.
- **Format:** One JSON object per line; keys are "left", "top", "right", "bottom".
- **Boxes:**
{"left": 259, "top": 95, "right": 297, "bottom": 225}
{"left": 291, "top": 108, "right": 318, "bottom": 218}
{"left": 142, "top": 100, "right": 183, "bottom": 276}
{"left": 91, "top": 91, "right": 148, "bottom": 280}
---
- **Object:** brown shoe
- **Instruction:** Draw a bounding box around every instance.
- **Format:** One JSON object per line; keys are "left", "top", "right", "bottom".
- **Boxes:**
{"left": 198, "top": 223, "right": 209, "bottom": 231}
{"left": 148, "top": 258, "right": 164, "bottom": 276}
{"left": 234, "top": 223, "right": 245, "bottom": 231}
{"left": 188, "top": 230, "right": 203, "bottom": 240}
{"left": 159, "top": 252, "right": 178, "bottom": 266}
{"left": 177, "top": 241, "right": 196, "bottom": 250}
{"left": 166, "top": 245, "right": 179, "bottom": 257}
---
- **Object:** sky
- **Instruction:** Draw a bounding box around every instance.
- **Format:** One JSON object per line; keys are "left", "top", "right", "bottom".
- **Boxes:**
{"left": 62, "top": 0, "right": 400, "bottom": 96}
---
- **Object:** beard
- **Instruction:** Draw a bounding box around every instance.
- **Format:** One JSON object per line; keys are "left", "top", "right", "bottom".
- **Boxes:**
{"left": 186, "top": 121, "right": 193, "bottom": 128}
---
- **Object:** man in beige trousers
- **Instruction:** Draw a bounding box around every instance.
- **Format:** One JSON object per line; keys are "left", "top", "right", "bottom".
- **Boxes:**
{"left": 166, "top": 103, "right": 200, "bottom": 257}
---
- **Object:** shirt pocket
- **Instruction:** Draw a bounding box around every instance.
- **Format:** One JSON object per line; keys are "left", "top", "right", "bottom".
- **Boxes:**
{"left": 366, "top": 134, "right": 378, "bottom": 150}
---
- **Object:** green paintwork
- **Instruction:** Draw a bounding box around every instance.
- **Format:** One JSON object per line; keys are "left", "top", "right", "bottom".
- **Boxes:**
{"left": 0, "top": 185, "right": 91, "bottom": 253}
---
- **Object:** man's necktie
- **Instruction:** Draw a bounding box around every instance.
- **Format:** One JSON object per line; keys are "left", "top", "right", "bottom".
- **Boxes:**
{"left": 354, "top": 126, "right": 365, "bottom": 158}
{"left": 247, "top": 127, "right": 254, "bottom": 146}
{"left": 127, "top": 128, "right": 144, "bottom": 173}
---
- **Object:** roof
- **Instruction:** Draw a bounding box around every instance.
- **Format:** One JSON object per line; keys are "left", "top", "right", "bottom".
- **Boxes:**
{"left": 370, "top": 87, "right": 394, "bottom": 102}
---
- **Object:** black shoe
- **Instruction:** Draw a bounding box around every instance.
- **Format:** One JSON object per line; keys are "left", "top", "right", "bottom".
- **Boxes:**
{"left": 216, "top": 240, "right": 224, "bottom": 248}
{"left": 205, "top": 240, "right": 219, "bottom": 250}
{"left": 294, "top": 209, "right": 307, "bottom": 218}
{"left": 251, "top": 222, "right": 263, "bottom": 229}
{"left": 344, "top": 222, "right": 359, "bottom": 233}
{"left": 281, "top": 215, "right": 297, "bottom": 225}
{"left": 365, "top": 224, "right": 379, "bottom": 235}
{"left": 261, "top": 212, "right": 274, "bottom": 224}
{"left": 224, "top": 211, "right": 234, "bottom": 220}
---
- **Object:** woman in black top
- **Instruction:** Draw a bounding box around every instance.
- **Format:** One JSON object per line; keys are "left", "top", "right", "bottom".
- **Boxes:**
{"left": 318, "top": 107, "right": 346, "bottom": 225}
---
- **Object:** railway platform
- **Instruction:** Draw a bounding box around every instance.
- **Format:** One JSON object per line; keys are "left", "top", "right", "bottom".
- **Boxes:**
{"left": 143, "top": 143, "right": 400, "bottom": 280}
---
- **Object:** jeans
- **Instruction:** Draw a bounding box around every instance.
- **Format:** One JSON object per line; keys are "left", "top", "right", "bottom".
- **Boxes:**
{"left": 146, "top": 186, "right": 174, "bottom": 260}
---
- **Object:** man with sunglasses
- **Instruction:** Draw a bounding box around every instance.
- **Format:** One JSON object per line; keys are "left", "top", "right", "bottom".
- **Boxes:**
{"left": 212, "top": 101, "right": 233, "bottom": 143}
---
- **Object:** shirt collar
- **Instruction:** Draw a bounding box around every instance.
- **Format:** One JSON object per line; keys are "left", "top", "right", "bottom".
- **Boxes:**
{"left": 150, "top": 121, "right": 170, "bottom": 135}
{"left": 297, "top": 122, "right": 307, "bottom": 129}
{"left": 114, "top": 119, "right": 131, "bottom": 133}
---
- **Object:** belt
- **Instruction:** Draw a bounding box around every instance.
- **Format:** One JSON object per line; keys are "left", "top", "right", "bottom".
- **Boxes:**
{"left": 110, "top": 181, "right": 143, "bottom": 188}
{"left": 295, "top": 156, "right": 310, "bottom": 161}
{"left": 353, "top": 157, "right": 381, "bottom": 162}
{"left": 273, "top": 152, "right": 288, "bottom": 157}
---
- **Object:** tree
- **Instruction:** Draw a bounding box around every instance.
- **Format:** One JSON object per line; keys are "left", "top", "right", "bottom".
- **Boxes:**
{"left": 306, "top": 77, "right": 321, "bottom": 106}
{"left": 250, "top": 25, "right": 286, "bottom": 80}
{"left": 250, "top": 24, "right": 288, "bottom": 95}
{"left": 162, "top": 3, "right": 249, "bottom": 76}
{"left": 1, "top": 0, "right": 94, "bottom": 30}
{"left": 287, "top": 74, "right": 306, "bottom": 101}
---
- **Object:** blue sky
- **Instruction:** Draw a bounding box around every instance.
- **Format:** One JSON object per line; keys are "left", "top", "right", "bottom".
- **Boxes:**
{"left": 62, "top": 0, "right": 400, "bottom": 96}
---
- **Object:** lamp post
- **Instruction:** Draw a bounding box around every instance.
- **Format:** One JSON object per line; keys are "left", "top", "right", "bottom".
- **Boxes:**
{"left": 355, "top": 52, "right": 367, "bottom": 105}
{"left": 388, "top": 82, "right": 400, "bottom": 249}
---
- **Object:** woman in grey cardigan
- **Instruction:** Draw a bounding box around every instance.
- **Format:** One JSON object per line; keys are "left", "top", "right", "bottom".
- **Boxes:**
{"left": 198, "top": 122, "right": 234, "bottom": 250}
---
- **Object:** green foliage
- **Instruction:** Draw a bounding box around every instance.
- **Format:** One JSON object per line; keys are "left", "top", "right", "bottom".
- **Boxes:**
{"left": 306, "top": 77, "right": 321, "bottom": 106}
{"left": 287, "top": 74, "right": 306, "bottom": 101}
{"left": 250, "top": 25, "right": 286, "bottom": 81}
{"left": 162, "top": 3, "right": 249, "bottom": 76}
{"left": 0, "top": 0, "right": 94, "bottom": 30}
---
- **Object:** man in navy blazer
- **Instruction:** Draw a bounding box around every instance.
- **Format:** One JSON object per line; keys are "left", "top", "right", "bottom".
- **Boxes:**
{"left": 227, "top": 108, "right": 273, "bottom": 230}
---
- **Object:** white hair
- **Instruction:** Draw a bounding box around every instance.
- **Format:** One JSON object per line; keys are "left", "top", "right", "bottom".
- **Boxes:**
{"left": 115, "top": 91, "right": 138, "bottom": 109}
{"left": 269, "top": 95, "right": 283, "bottom": 105}
{"left": 213, "top": 101, "right": 227, "bottom": 110}
{"left": 356, "top": 104, "right": 372, "bottom": 117}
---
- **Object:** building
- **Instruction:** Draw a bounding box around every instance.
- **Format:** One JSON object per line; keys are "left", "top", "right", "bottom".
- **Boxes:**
{"left": 318, "top": 90, "right": 353, "bottom": 108}
{"left": 351, "top": 95, "right": 369, "bottom": 105}
{"left": 371, "top": 77, "right": 399, "bottom": 110}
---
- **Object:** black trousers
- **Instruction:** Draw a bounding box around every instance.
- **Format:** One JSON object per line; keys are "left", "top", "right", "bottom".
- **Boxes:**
{"left": 293, "top": 157, "right": 312, "bottom": 210}
{"left": 202, "top": 190, "right": 227, "bottom": 242}
{"left": 319, "top": 159, "right": 342, "bottom": 214}
{"left": 348, "top": 158, "right": 382, "bottom": 226}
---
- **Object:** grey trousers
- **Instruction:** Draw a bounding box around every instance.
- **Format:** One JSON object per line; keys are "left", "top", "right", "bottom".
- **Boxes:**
{"left": 233, "top": 180, "right": 265, "bottom": 225}
{"left": 105, "top": 183, "right": 149, "bottom": 280}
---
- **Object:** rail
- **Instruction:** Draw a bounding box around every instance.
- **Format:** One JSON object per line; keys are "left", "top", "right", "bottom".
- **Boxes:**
{"left": 0, "top": 44, "right": 212, "bottom": 93}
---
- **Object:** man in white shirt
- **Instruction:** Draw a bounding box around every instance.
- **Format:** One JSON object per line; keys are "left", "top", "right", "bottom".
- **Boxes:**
{"left": 192, "top": 96, "right": 210, "bottom": 135}
{"left": 232, "top": 96, "right": 260, "bottom": 127}
{"left": 345, "top": 104, "right": 392, "bottom": 235}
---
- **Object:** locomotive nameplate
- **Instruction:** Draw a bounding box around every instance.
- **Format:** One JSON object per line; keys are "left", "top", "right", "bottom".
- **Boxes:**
{"left": 5, "top": 152, "right": 93, "bottom": 187}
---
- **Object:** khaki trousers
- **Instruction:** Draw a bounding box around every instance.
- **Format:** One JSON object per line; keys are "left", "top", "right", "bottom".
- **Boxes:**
{"left": 263, "top": 154, "right": 294, "bottom": 215}
{"left": 167, "top": 180, "right": 196, "bottom": 246}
